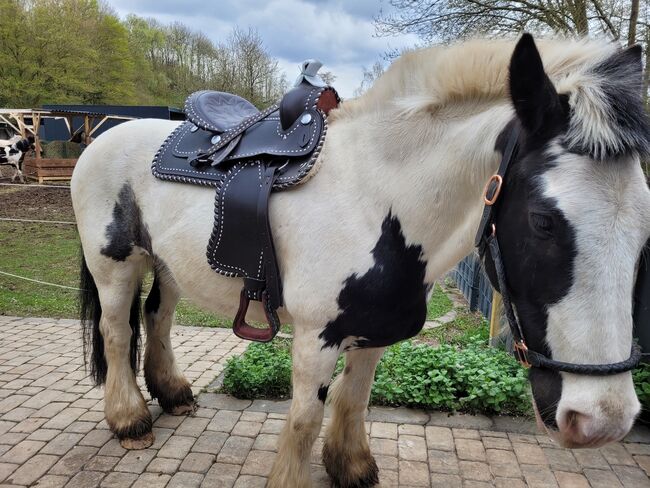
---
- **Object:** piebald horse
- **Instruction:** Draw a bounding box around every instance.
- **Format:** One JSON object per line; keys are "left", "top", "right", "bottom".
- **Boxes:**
{"left": 71, "top": 34, "right": 650, "bottom": 487}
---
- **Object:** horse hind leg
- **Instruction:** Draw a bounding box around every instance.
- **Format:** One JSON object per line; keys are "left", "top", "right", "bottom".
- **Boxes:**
{"left": 323, "top": 347, "right": 385, "bottom": 487}
{"left": 80, "top": 253, "right": 153, "bottom": 449}
{"left": 143, "top": 268, "right": 195, "bottom": 415}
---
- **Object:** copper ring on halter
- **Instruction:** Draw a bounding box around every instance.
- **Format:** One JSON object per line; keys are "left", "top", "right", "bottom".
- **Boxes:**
{"left": 514, "top": 340, "right": 531, "bottom": 368}
{"left": 483, "top": 174, "right": 503, "bottom": 206}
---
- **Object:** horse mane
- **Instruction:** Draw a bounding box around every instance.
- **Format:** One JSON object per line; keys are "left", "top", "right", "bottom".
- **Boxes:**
{"left": 334, "top": 37, "right": 650, "bottom": 160}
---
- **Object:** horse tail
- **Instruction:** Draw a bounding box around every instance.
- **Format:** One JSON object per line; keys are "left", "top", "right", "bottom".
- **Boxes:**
{"left": 80, "top": 251, "right": 143, "bottom": 385}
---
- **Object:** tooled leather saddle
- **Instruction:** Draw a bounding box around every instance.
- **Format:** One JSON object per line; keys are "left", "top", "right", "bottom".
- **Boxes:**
{"left": 152, "top": 60, "right": 339, "bottom": 342}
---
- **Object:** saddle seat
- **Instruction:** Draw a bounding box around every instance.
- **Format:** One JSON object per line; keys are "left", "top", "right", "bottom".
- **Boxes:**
{"left": 152, "top": 60, "right": 340, "bottom": 343}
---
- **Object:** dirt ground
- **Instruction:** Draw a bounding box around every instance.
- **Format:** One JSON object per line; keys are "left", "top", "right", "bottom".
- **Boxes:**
{"left": 0, "top": 182, "right": 74, "bottom": 221}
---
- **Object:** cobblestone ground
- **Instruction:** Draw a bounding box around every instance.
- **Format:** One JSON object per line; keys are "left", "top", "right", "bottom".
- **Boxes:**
{"left": 1, "top": 316, "right": 650, "bottom": 487}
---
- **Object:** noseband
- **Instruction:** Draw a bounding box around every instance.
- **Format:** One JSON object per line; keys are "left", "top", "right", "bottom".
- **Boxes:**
{"left": 475, "top": 127, "right": 642, "bottom": 375}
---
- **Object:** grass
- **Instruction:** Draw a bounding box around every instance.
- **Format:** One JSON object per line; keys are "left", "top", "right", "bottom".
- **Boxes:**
{"left": 426, "top": 283, "right": 453, "bottom": 320}
{"left": 419, "top": 310, "right": 490, "bottom": 346}
{"left": 0, "top": 222, "right": 232, "bottom": 327}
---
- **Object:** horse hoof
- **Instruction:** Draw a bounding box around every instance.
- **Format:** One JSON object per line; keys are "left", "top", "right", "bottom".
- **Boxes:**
{"left": 170, "top": 401, "right": 197, "bottom": 416}
{"left": 120, "top": 431, "right": 155, "bottom": 450}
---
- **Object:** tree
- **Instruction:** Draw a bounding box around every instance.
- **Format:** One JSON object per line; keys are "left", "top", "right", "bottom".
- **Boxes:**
{"left": 353, "top": 61, "right": 385, "bottom": 97}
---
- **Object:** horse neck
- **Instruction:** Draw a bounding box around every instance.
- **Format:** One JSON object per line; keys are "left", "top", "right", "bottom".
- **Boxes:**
{"left": 327, "top": 100, "right": 513, "bottom": 282}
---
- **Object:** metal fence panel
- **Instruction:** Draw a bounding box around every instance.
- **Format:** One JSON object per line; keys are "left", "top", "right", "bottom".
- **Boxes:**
{"left": 451, "top": 253, "right": 493, "bottom": 320}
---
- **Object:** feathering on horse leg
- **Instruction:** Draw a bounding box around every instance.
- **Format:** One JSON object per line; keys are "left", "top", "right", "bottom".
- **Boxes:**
{"left": 143, "top": 270, "right": 195, "bottom": 415}
{"left": 94, "top": 261, "right": 152, "bottom": 449}
{"left": 268, "top": 327, "right": 341, "bottom": 488}
{"left": 323, "top": 347, "right": 384, "bottom": 488}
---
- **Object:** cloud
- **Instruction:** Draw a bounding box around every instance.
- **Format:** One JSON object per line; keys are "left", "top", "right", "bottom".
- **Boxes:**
{"left": 108, "top": 0, "right": 418, "bottom": 97}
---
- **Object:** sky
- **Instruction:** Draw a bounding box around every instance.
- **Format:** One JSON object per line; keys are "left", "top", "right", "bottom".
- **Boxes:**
{"left": 107, "top": 0, "right": 420, "bottom": 98}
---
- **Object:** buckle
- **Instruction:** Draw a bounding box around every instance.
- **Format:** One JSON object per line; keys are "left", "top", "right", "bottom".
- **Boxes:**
{"left": 514, "top": 341, "right": 531, "bottom": 368}
{"left": 483, "top": 174, "right": 503, "bottom": 206}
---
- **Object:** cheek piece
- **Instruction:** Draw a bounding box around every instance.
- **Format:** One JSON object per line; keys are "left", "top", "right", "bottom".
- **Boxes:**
{"left": 475, "top": 126, "right": 641, "bottom": 375}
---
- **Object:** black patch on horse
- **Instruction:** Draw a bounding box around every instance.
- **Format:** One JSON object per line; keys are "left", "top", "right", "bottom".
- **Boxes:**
{"left": 101, "top": 183, "right": 151, "bottom": 261}
{"left": 319, "top": 213, "right": 428, "bottom": 349}
{"left": 145, "top": 276, "right": 161, "bottom": 315}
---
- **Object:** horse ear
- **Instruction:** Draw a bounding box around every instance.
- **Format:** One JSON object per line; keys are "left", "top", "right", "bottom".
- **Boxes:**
{"left": 509, "top": 34, "right": 562, "bottom": 136}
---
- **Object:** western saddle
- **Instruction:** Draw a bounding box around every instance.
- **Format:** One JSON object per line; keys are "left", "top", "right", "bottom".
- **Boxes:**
{"left": 152, "top": 60, "right": 339, "bottom": 342}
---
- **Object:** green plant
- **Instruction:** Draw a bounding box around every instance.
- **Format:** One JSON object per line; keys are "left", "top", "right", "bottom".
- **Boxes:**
{"left": 222, "top": 337, "right": 532, "bottom": 416}
{"left": 634, "top": 362, "right": 650, "bottom": 411}
{"left": 420, "top": 311, "right": 489, "bottom": 347}
{"left": 221, "top": 340, "right": 293, "bottom": 399}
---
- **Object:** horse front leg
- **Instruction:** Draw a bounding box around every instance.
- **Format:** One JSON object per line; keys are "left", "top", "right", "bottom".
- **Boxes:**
{"left": 143, "top": 274, "right": 195, "bottom": 414}
{"left": 323, "top": 347, "right": 385, "bottom": 487}
{"left": 268, "top": 327, "right": 341, "bottom": 488}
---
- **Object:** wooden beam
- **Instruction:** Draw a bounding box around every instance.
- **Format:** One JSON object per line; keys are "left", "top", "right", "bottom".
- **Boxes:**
{"left": 33, "top": 113, "right": 42, "bottom": 159}
{"left": 88, "top": 116, "right": 110, "bottom": 137}
{"left": 84, "top": 115, "right": 90, "bottom": 146}
{"left": 0, "top": 115, "right": 21, "bottom": 135}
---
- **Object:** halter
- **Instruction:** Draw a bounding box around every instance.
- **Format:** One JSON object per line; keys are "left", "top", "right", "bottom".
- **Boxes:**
{"left": 474, "top": 127, "right": 642, "bottom": 375}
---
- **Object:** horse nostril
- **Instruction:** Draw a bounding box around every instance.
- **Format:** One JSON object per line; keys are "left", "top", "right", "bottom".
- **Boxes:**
{"left": 559, "top": 409, "right": 594, "bottom": 441}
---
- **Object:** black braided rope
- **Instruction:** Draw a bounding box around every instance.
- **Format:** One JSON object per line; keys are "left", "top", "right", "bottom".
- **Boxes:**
{"left": 527, "top": 344, "right": 642, "bottom": 375}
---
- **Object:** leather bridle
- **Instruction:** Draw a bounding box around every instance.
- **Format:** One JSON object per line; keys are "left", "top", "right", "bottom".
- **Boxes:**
{"left": 475, "top": 127, "right": 642, "bottom": 375}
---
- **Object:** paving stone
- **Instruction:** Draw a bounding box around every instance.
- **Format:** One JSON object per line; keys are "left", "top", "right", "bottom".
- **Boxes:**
{"left": 84, "top": 456, "right": 120, "bottom": 472}
{"left": 150, "top": 428, "right": 173, "bottom": 450}
{"left": 231, "top": 421, "right": 262, "bottom": 438}
{"left": 246, "top": 399, "right": 290, "bottom": 414}
{"left": 636, "top": 454, "right": 650, "bottom": 476}
{"left": 398, "top": 424, "right": 425, "bottom": 436}
{"left": 168, "top": 471, "right": 204, "bottom": 488}
{"left": 429, "top": 473, "right": 462, "bottom": 488}
{"left": 115, "top": 449, "right": 156, "bottom": 474}
{"left": 177, "top": 417, "right": 210, "bottom": 437}
{"left": 600, "top": 443, "right": 636, "bottom": 466}
{"left": 239, "top": 412, "right": 266, "bottom": 423}
{"left": 463, "top": 482, "right": 493, "bottom": 488}
{"left": 0, "top": 440, "right": 44, "bottom": 464}
{"left": 452, "top": 428, "right": 481, "bottom": 440}
{"left": 573, "top": 448, "right": 609, "bottom": 469}
{"left": 100, "top": 472, "right": 138, "bottom": 488}
{"left": 513, "top": 442, "right": 547, "bottom": 465}
{"left": 486, "top": 448, "right": 521, "bottom": 478}
{"left": 232, "top": 475, "right": 266, "bottom": 487}
{"left": 49, "top": 446, "right": 98, "bottom": 475}
{"left": 522, "top": 464, "right": 559, "bottom": 488}
{"left": 427, "top": 412, "right": 492, "bottom": 430}
{"left": 251, "top": 433, "right": 278, "bottom": 452}
{"left": 583, "top": 468, "right": 624, "bottom": 488}
{"left": 625, "top": 442, "right": 650, "bottom": 455}
{"left": 217, "top": 436, "right": 254, "bottom": 465}
{"left": 398, "top": 460, "right": 430, "bottom": 486}
{"left": 259, "top": 419, "right": 284, "bottom": 435}
{"left": 5, "top": 454, "right": 58, "bottom": 485}
{"left": 425, "top": 426, "right": 453, "bottom": 452}
{"left": 43, "top": 408, "right": 86, "bottom": 430}
{"left": 131, "top": 472, "right": 170, "bottom": 488}
{"left": 41, "top": 433, "right": 84, "bottom": 455}
{"left": 153, "top": 414, "right": 184, "bottom": 429}
{"left": 492, "top": 416, "right": 539, "bottom": 435}
{"left": 494, "top": 478, "right": 527, "bottom": 488}
{"left": 398, "top": 435, "right": 427, "bottom": 462}
{"left": 240, "top": 450, "right": 276, "bottom": 477}
{"left": 375, "top": 454, "right": 398, "bottom": 471}
{"left": 0, "top": 463, "right": 17, "bottom": 482}
{"left": 372, "top": 422, "right": 398, "bottom": 440}
{"left": 368, "top": 406, "right": 430, "bottom": 425}
{"left": 97, "top": 439, "right": 126, "bottom": 458}
{"left": 158, "top": 435, "right": 196, "bottom": 459}
{"left": 33, "top": 474, "right": 70, "bottom": 488}
{"left": 483, "top": 436, "right": 512, "bottom": 450}
{"left": 9, "top": 417, "right": 47, "bottom": 433}
{"left": 63, "top": 470, "right": 104, "bottom": 488}
{"left": 543, "top": 448, "right": 579, "bottom": 473}
{"left": 180, "top": 453, "right": 214, "bottom": 473}
{"left": 427, "top": 449, "right": 459, "bottom": 474}
{"left": 192, "top": 431, "right": 229, "bottom": 455}
{"left": 612, "top": 464, "right": 650, "bottom": 487}
{"left": 455, "top": 438, "right": 486, "bottom": 461}
{"left": 207, "top": 410, "right": 242, "bottom": 433}
{"left": 201, "top": 462, "right": 241, "bottom": 488}
{"left": 199, "top": 393, "right": 251, "bottom": 411}
{"left": 459, "top": 461, "right": 492, "bottom": 482}
{"left": 553, "top": 471, "right": 589, "bottom": 488}
{"left": 147, "top": 457, "right": 181, "bottom": 474}
{"left": 370, "top": 438, "right": 398, "bottom": 457}
{"left": 79, "top": 430, "right": 114, "bottom": 448}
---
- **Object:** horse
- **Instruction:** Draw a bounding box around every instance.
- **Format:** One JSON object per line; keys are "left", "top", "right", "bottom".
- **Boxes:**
{"left": 0, "top": 136, "right": 33, "bottom": 182}
{"left": 71, "top": 34, "right": 650, "bottom": 487}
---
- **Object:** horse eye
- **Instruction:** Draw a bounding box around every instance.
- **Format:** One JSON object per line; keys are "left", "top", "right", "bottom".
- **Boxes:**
{"left": 529, "top": 212, "right": 554, "bottom": 236}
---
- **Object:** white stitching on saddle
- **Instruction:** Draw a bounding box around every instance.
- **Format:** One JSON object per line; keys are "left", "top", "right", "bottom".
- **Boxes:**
{"left": 209, "top": 163, "right": 249, "bottom": 275}
{"left": 228, "top": 118, "right": 318, "bottom": 161}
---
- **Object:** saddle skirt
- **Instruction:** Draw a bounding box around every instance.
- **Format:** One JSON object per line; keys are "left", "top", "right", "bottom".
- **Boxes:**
{"left": 151, "top": 73, "right": 339, "bottom": 342}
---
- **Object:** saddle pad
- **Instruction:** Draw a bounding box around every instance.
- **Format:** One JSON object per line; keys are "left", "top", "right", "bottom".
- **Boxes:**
{"left": 152, "top": 107, "right": 326, "bottom": 189}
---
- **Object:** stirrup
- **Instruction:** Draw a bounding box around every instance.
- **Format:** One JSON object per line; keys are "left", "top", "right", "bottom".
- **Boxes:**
{"left": 232, "top": 289, "right": 280, "bottom": 342}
